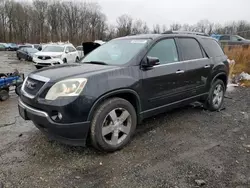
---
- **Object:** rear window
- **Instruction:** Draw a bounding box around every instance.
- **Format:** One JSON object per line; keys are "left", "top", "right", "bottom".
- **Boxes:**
{"left": 178, "top": 38, "right": 203, "bottom": 60}
{"left": 201, "top": 39, "right": 224, "bottom": 57}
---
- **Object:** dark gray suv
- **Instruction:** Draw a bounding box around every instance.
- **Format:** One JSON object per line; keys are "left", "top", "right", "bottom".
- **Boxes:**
{"left": 18, "top": 31, "right": 229, "bottom": 152}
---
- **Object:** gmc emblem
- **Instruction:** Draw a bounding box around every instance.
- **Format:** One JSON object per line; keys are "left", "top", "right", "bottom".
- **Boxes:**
{"left": 25, "top": 80, "right": 36, "bottom": 90}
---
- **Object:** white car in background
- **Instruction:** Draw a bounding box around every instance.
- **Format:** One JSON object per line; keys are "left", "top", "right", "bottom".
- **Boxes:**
{"left": 33, "top": 43, "right": 79, "bottom": 69}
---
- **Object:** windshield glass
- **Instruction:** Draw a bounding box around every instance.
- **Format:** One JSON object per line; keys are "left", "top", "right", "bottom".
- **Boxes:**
{"left": 26, "top": 48, "right": 38, "bottom": 53}
{"left": 42, "top": 46, "right": 64, "bottom": 52}
{"left": 81, "top": 39, "right": 150, "bottom": 65}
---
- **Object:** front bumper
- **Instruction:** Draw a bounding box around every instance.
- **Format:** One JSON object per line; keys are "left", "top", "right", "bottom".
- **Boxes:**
{"left": 18, "top": 98, "right": 90, "bottom": 146}
{"left": 33, "top": 58, "right": 63, "bottom": 67}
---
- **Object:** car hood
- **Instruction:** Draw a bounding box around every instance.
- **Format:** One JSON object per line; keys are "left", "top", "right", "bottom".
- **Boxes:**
{"left": 31, "top": 63, "right": 119, "bottom": 82}
{"left": 35, "top": 52, "right": 64, "bottom": 56}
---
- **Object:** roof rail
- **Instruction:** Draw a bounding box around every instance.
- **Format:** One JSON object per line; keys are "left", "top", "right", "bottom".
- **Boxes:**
{"left": 162, "top": 30, "right": 209, "bottom": 36}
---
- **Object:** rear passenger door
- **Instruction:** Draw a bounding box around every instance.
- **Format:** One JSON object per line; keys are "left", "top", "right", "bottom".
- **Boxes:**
{"left": 177, "top": 37, "right": 212, "bottom": 95}
{"left": 141, "top": 38, "right": 188, "bottom": 111}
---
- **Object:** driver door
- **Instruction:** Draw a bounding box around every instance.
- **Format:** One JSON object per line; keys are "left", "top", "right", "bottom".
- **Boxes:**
{"left": 141, "top": 38, "right": 187, "bottom": 112}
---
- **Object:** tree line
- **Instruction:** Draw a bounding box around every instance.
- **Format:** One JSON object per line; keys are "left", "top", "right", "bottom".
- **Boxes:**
{"left": 1, "top": 0, "right": 250, "bottom": 45}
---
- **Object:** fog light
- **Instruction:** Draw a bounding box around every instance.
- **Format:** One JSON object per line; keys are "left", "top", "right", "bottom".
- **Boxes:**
{"left": 51, "top": 111, "right": 63, "bottom": 121}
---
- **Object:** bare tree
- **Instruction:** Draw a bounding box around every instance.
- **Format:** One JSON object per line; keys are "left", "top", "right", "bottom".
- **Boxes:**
{"left": 116, "top": 14, "right": 133, "bottom": 37}
{"left": 170, "top": 23, "right": 182, "bottom": 31}
{"left": 33, "top": 0, "right": 48, "bottom": 42}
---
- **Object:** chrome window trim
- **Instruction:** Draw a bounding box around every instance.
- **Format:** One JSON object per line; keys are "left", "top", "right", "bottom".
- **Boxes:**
{"left": 154, "top": 57, "right": 208, "bottom": 67}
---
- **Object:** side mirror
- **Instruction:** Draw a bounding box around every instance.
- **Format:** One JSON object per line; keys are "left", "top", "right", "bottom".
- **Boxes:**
{"left": 65, "top": 49, "right": 69, "bottom": 53}
{"left": 142, "top": 56, "right": 160, "bottom": 68}
{"left": 237, "top": 38, "right": 242, "bottom": 41}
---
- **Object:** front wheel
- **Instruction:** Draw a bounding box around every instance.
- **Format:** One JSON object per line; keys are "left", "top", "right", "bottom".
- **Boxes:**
{"left": 90, "top": 98, "right": 137, "bottom": 152}
{"left": 205, "top": 79, "right": 225, "bottom": 111}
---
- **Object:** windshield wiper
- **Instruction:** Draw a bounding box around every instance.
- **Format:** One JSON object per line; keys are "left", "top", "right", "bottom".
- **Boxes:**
{"left": 83, "top": 61, "right": 108, "bottom": 65}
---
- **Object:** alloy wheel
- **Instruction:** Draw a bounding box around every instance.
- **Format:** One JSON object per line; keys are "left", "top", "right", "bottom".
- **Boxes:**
{"left": 102, "top": 108, "right": 131, "bottom": 146}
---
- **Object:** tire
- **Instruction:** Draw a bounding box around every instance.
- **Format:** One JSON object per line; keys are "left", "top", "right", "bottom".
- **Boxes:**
{"left": 90, "top": 98, "right": 137, "bottom": 152}
{"left": 205, "top": 79, "right": 225, "bottom": 111}
{"left": 63, "top": 58, "right": 67, "bottom": 63}
{"left": 35, "top": 65, "right": 42, "bottom": 69}
{"left": 0, "top": 89, "right": 10, "bottom": 101}
{"left": 15, "top": 83, "right": 22, "bottom": 96}
{"left": 75, "top": 57, "right": 80, "bottom": 63}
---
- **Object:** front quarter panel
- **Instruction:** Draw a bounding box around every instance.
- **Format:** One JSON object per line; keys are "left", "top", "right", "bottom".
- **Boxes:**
{"left": 83, "top": 66, "right": 140, "bottom": 98}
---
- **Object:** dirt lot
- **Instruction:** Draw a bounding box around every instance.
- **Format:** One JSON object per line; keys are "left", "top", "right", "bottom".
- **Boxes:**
{"left": 0, "top": 51, "right": 250, "bottom": 188}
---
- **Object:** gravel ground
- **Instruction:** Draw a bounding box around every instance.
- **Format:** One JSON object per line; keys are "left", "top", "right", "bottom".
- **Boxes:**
{"left": 0, "top": 51, "right": 250, "bottom": 188}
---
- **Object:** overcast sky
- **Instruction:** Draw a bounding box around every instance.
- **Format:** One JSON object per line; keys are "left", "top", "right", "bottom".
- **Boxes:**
{"left": 94, "top": 0, "right": 250, "bottom": 27}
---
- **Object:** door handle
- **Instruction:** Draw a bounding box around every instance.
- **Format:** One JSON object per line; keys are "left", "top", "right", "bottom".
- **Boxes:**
{"left": 176, "top": 70, "right": 185, "bottom": 74}
{"left": 204, "top": 65, "right": 211, "bottom": 68}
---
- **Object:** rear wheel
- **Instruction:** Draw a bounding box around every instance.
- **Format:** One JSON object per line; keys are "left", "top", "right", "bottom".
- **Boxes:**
{"left": 205, "top": 79, "right": 225, "bottom": 111}
{"left": 90, "top": 98, "right": 137, "bottom": 152}
{"left": 0, "top": 89, "right": 10, "bottom": 101}
{"left": 63, "top": 58, "right": 67, "bottom": 63}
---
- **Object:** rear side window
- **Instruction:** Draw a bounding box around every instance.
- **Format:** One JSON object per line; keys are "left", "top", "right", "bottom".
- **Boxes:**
{"left": 201, "top": 39, "right": 224, "bottom": 57}
{"left": 178, "top": 38, "right": 203, "bottom": 61}
{"left": 219, "top": 35, "right": 230, "bottom": 41}
{"left": 147, "top": 39, "right": 179, "bottom": 64}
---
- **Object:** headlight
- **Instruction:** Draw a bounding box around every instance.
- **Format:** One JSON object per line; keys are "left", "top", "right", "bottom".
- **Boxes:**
{"left": 45, "top": 78, "right": 87, "bottom": 100}
{"left": 53, "top": 55, "right": 62, "bottom": 58}
{"left": 33, "top": 55, "right": 38, "bottom": 58}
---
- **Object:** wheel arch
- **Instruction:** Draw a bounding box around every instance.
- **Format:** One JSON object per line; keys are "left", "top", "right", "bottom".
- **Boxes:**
{"left": 87, "top": 89, "right": 142, "bottom": 123}
{"left": 211, "top": 72, "right": 228, "bottom": 88}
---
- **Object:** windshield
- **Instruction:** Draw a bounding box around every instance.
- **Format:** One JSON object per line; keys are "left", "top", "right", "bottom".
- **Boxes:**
{"left": 42, "top": 46, "right": 65, "bottom": 52}
{"left": 26, "top": 48, "right": 38, "bottom": 53}
{"left": 81, "top": 39, "right": 150, "bottom": 65}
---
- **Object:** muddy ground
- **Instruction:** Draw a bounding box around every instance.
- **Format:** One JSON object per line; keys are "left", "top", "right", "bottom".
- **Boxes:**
{"left": 0, "top": 51, "right": 250, "bottom": 188}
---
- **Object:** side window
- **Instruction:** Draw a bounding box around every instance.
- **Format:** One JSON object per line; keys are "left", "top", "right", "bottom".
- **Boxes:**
{"left": 219, "top": 35, "right": 230, "bottom": 41}
{"left": 147, "top": 39, "right": 179, "bottom": 64}
{"left": 178, "top": 38, "right": 203, "bottom": 60}
{"left": 231, "top": 36, "right": 240, "bottom": 41}
{"left": 201, "top": 39, "right": 225, "bottom": 57}
{"left": 70, "top": 47, "right": 76, "bottom": 52}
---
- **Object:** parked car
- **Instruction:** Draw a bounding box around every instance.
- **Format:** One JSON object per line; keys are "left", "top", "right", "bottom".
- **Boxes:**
{"left": 18, "top": 45, "right": 34, "bottom": 50}
{"left": 0, "top": 44, "right": 6, "bottom": 51}
{"left": 18, "top": 32, "right": 229, "bottom": 152}
{"left": 0, "top": 43, "right": 8, "bottom": 50}
{"left": 7, "top": 43, "right": 18, "bottom": 51}
{"left": 32, "top": 43, "right": 79, "bottom": 69}
{"left": 211, "top": 34, "right": 250, "bottom": 46}
{"left": 17, "top": 47, "right": 39, "bottom": 61}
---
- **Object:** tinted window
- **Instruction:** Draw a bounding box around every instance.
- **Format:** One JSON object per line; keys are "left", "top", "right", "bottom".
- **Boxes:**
{"left": 147, "top": 39, "right": 178, "bottom": 64}
{"left": 178, "top": 38, "right": 203, "bottom": 60}
{"left": 219, "top": 35, "right": 230, "bottom": 41}
{"left": 201, "top": 39, "right": 224, "bottom": 57}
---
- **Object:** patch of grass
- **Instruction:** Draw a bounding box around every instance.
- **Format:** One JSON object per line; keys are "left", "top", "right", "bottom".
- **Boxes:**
{"left": 224, "top": 46, "right": 250, "bottom": 75}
